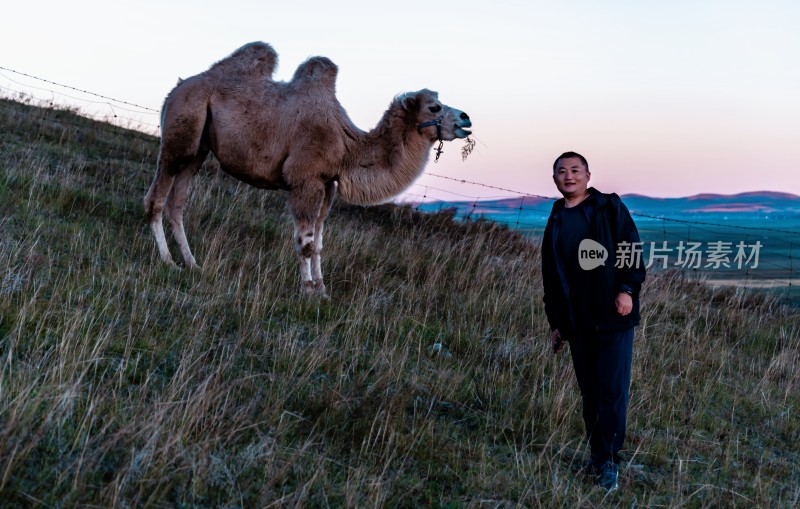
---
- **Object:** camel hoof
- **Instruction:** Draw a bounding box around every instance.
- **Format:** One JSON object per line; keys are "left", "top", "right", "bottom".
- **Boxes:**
{"left": 164, "top": 260, "right": 181, "bottom": 271}
{"left": 301, "top": 281, "right": 317, "bottom": 296}
{"left": 314, "top": 280, "right": 329, "bottom": 299}
{"left": 301, "top": 281, "right": 330, "bottom": 299}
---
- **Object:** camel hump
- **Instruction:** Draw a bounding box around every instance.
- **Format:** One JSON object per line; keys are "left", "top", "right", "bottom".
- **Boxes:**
{"left": 291, "top": 56, "right": 338, "bottom": 90}
{"left": 207, "top": 41, "right": 278, "bottom": 78}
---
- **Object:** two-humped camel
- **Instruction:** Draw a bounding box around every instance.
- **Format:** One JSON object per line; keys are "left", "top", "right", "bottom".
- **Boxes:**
{"left": 144, "top": 42, "right": 472, "bottom": 297}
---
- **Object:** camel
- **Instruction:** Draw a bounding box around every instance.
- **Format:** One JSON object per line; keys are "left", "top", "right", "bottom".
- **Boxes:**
{"left": 143, "top": 42, "right": 473, "bottom": 297}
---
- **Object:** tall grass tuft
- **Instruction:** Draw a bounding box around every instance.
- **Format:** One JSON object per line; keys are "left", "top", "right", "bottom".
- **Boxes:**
{"left": 1, "top": 97, "right": 798, "bottom": 507}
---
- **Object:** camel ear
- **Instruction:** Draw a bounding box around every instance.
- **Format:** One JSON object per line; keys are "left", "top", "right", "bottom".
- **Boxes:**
{"left": 401, "top": 94, "right": 419, "bottom": 111}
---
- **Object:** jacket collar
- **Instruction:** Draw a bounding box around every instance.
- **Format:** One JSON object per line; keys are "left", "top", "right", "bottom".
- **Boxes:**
{"left": 551, "top": 187, "right": 608, "bottom": 215}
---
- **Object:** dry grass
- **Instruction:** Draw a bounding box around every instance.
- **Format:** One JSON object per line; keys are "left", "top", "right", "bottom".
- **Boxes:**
{"left": 1, "top": 97, "right": 799, "bottom": 507}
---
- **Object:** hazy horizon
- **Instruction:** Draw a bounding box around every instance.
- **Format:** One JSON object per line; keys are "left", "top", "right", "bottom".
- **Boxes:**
{"left": 2, "top": 0, "right": 798, "bottom": 201}
{"left": 402, "top": 188, "right": 800, "bottom": 202}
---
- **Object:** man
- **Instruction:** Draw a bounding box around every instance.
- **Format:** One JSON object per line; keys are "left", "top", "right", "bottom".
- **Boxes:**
{"left": 541, "top": 151, "right": 646, "bottom": 491}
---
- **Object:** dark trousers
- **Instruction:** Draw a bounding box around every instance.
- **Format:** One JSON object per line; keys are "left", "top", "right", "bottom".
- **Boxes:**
{"left": 568, "top": 327, "right": 634, "bottom": 464}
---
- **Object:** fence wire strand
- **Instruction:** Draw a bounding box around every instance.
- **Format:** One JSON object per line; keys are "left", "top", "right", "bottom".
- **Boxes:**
{"left": 3, "top": 67, "right": 800, "bottom": 300}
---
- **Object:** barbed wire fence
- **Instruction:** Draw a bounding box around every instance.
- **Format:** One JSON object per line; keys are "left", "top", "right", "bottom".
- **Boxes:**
{"left": 3, "top": 66, "right": 800, "bottom": 302}
{"left": 0, "top": 65, "right": 160, "bottom": 137}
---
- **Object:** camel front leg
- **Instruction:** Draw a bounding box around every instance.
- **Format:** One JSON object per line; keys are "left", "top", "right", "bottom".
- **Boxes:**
{"left": 310, "top": 181, "right": 337, "bottom": 296}
{"left": 293, "top": 220, "right": 317, "bottom": 296}
{"left": 289, "top": 182, "right": 327, "bottom": 297}
{"left": 310, "top": 222, "right": 324, "bottom": 290}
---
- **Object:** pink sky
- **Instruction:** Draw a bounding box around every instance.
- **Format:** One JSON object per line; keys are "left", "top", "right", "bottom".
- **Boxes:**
{"left": 1, "top": 1, "right": 798, "bottom": 201}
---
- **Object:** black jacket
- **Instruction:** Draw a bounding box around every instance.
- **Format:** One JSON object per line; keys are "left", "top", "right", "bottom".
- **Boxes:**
{"left": 542, "top": 188, "right": 646, "bottom": 334}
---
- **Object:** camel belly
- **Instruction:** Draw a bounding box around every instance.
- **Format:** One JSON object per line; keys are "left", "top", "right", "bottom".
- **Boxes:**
{"left": 204, "top": 129, "right": 289, "bottom": 189}
{"left": 219, "top": 163, "right": 288, "bottom": 190}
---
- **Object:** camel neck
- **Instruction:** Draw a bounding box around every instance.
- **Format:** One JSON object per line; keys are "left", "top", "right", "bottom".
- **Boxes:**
{"left": 337, "top": 109, "right": 432, "bottom": 205}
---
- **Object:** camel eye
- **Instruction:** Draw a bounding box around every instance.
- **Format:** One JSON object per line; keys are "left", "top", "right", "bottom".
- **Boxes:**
{"left": 429, "top": 105, "right": 442, "bottom": 113}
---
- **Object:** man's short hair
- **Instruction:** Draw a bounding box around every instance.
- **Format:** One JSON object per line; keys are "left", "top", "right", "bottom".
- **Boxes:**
{"left": 553, "top": 151, "right": 589, "bottom": 173}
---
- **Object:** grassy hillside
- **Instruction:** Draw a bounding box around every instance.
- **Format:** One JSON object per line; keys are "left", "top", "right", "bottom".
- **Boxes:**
{"left": 1, "top": 97, "right": 798, "bottom": 508}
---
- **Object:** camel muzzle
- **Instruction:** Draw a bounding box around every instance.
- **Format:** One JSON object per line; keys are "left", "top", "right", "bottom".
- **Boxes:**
{"left": 417, "top": 111, "right": 473, "bottom": 162}
{"left": 456, "top": 112, "right": 472, "bottom": 136}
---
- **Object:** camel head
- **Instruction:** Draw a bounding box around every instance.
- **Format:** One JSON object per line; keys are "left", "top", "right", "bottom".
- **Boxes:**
{"left": 400, "top": 89, "right": 472, "bottom": 142}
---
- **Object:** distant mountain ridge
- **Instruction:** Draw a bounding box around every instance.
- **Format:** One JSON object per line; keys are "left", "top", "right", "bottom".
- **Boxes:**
{"left": 415, "top": 190, "right": 800, "bottom": 226}
{"left": 622, "top": 191, "right": 800, "bottom": 201}
{"left": 619, "top": 191, "right": 800, "bottom": 215}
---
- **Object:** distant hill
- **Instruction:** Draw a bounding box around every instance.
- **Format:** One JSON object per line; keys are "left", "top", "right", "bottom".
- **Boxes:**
{"left": 620, "top": 191, "right": 800, "bottom": 216}
{"left": 416, "top": 191, "right": 800, "bottom": 227}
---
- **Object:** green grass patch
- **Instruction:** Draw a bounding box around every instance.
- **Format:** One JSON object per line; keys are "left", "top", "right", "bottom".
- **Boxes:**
{"left": 0, "top": 97, "right": 798, "bottom": 507}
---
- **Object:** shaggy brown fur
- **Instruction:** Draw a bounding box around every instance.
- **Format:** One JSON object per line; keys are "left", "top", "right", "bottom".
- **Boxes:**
{"left": 144, "top": 41, "right": 472, "bottom": 297}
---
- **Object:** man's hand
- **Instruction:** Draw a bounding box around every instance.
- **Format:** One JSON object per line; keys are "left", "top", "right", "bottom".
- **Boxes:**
{"left": 551, "top": 329, "right": 564, "bottom": 354}
{"left": 615, "top": 292, "right": 633, "bottom": 316}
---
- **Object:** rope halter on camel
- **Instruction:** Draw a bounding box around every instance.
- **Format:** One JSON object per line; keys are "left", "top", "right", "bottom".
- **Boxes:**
{"left": 416, "top": 116, "right": 445, "bottom": 163}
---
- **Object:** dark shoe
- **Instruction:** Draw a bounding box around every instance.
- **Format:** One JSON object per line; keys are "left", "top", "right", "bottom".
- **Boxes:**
{"left": 573, "top": 459, "right": 602, "bottom": 476}
{"left": 596, "top": 461, "right": 619, "bottom": 491}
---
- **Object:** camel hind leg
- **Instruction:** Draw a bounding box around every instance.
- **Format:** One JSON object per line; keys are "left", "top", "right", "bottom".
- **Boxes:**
{"left": 144, "top": 169, "right": 178, "bottom": 267}
{"left": 143, "top": 150, "right": 207, "bottom": 268}
{"left": 144, "top": 86, "right": 208, "bottom": 269}
{"left": 164, "top": 151, "right": 208, "bottom": 269}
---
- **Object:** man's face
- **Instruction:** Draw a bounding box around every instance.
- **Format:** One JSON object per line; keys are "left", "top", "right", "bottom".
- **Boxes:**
{"left": 553, "top": 156, "right": 590, "bottom": 199}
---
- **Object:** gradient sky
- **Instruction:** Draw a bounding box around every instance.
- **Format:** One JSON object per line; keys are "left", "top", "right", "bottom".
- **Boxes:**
{"left": 2, "top": 0, "right": 798, "bottom": 200}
